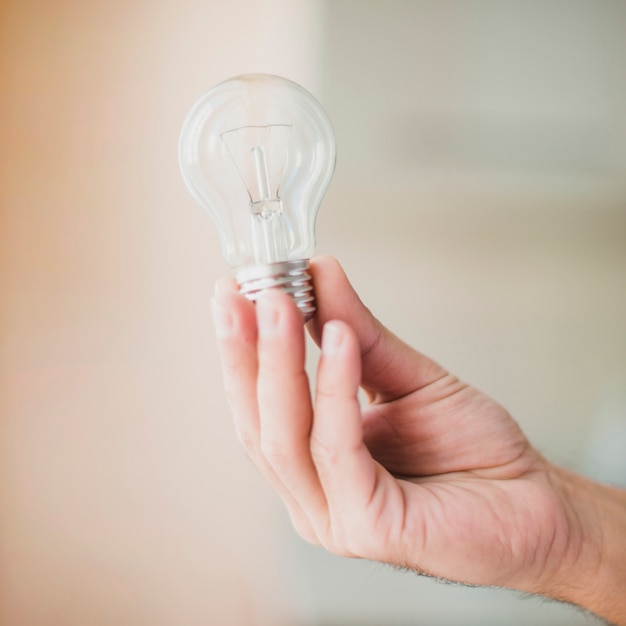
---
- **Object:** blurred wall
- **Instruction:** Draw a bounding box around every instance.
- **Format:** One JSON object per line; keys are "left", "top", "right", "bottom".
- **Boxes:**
{"left": 1, "top": 1, "right": 625, "bottom": 626}
{"left": 297, "top": 2, "right": 626, "bottom": 625}
{"left": 0, "top": 1, "right": 323, "bottom": 624}
{"left": 321, "top": 0, "right": 626, "bottom": 466}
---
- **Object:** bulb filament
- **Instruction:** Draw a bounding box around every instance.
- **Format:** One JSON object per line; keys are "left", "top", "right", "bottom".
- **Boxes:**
{"left": 221, "top": 124, "right": 293, "bottom": 265}
{"left": 252, "top": 146, "right": 271, "bottom": 202}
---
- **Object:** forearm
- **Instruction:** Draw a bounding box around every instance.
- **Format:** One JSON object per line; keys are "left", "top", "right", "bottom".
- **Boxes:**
{"left": 549, "top": 465, "right": 626, "bottom": 625}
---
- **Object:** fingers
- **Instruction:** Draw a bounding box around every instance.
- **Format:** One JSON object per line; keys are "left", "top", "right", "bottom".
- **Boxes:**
{"left": 211, "top": 261, "right": 423, "bottom": 558}
{"left": 212, "top": 284, "right": 322, "bottom": 543}
{"left": 211, "top": 282, "right": 258, "bottom": 450}
{"left": 312, "top": 321, "right": 376, "bottom": 548}
{"left": 255, "top": 291, "right": 328, "bottom": 524}
{"left": 309, "top": 256, "right": 447, "bottom": 402}
{"left": 312, "top": 320, "right": 406, "bottom": 558}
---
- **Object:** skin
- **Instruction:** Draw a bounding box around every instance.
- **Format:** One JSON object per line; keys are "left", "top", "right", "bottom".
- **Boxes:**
{"left": 211, "top": 255, "right": 626, "bottom": 625}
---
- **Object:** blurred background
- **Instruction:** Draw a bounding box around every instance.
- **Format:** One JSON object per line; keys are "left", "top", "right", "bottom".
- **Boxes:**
{"left": 1, "top": 0, "right": 624, "bottom": 624}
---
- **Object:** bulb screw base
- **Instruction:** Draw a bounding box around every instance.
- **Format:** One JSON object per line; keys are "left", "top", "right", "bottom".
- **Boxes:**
{"left": 235, "top": 259, "right": 315, "bottom": 321}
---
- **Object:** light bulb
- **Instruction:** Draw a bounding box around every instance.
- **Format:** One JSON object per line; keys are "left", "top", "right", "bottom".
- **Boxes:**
{"left": 179, "top": 74, "right": 336, "bottom": 320}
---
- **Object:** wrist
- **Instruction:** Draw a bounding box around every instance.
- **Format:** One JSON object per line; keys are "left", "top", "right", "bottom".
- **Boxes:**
{"left": 547, "top": 464, "right": 626, "bottom": 625}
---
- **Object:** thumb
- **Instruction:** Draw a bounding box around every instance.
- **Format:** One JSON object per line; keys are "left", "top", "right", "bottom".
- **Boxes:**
{"left": 308, "top": 256, "right": 446, "bottom": 402}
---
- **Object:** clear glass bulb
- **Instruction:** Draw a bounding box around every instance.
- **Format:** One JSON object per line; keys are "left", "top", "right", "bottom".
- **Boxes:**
{"left": 179, "top": 74, "right": 336, "bottom": 320}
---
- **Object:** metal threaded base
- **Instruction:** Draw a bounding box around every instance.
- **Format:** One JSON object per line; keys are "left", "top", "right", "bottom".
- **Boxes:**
{"left": 235, "top": 259, "right": 315, "bottom": 321}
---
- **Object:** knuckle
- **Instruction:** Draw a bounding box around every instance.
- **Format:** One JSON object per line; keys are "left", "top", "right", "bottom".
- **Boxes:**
{"left": 316, "top": 375, "right": 356, "bottom": 406}
{"left": 260, "top": 438, "right": 292, "bottom": 472}
{"left": 309, "top": 515, "right": 358, "bottom": 559}
{"left": 312, "top": 514, "right": 368, "bottom": 560}
{"left": 315, "top": 375, "right": 339, "bottom": 401}
{"left": 310, "top": 434, "right": 340, "bottom": 468}
{"left": 331, "top": 522, "right": 366, "bottom": 559}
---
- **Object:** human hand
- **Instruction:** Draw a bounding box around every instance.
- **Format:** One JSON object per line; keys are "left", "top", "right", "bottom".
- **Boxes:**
{"left": 211, "top": 256, "right": 623, "bottom": 622}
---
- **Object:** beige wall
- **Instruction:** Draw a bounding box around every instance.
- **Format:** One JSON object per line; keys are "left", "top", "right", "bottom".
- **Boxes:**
{"left": 322, "top": 0, "right": 626, "bottom": 478}
{"left": 299, "top": 2, "right": 626, "bottom": 624}
{"left": 1, "top": 1, "right": 625, "bottom": 625}
{"left": 0, "top": 1, "right": 323, "bottom": 624}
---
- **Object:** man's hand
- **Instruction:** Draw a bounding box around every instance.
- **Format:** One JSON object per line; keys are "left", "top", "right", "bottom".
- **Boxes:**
{"left": 211, "top": 256, "right": 625, "bottom": 625}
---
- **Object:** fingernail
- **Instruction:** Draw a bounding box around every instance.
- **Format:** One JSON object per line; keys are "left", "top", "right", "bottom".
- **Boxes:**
{"left": 256, "top": 292, "right": 280, "bottom": 332}
{"left": 211, "top": 296, "right": 234, "bottom": 337}
{"left": 322, "top": 321, "right": 343, "bottom": 354}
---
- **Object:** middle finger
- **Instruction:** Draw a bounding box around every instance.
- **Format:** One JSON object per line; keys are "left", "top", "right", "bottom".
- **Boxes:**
{"left": 256, "top": 291, "right": 329, "bottom": 529}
